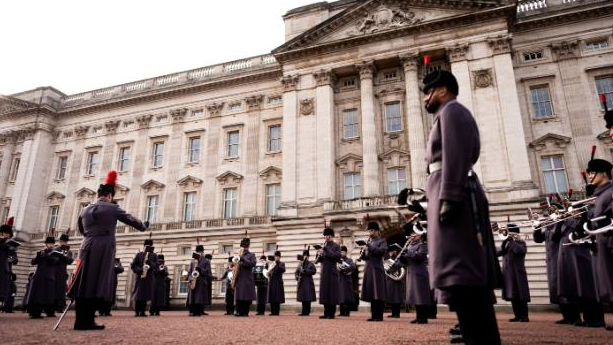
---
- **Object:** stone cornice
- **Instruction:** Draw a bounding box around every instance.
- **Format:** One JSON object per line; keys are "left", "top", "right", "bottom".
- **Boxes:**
{"left": 514, "top": 1, "right": 613, "bottom": 32}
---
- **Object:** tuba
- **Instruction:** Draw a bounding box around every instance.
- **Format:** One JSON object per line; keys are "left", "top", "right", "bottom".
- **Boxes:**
{"left": 384, "top": 258, "right": 406, "bottom": 281}
{"left": 264, "top": 256, "right": 276, "bottom": 280}
{"left": 231, "top": 247, "right": 243, "bottom": 290}
{"left": 336, "top": 259, "right": 352, "bottom": 275}
{"left": 190, "top": 270, "right": 200, "bottom": 290}
{"left": 141, "top": 251, "right": 150, "bottom": 279}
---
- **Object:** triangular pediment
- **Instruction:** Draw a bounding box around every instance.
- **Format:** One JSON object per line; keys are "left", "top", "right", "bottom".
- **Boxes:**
{"left": 273, "top": 0, "right": 512, "bottom": 59}
{"left": 0, "top": 95, "right": 37, "bottom": 115}
{"left": 528, "top": 133, "right": 572, "bottom": 151}
{"left": 141, "top": 180, "right": 165, "bottom": 192}
{"left": 259, "top": 166, "right": 282, "bottom": 181}
{"left": 597, "top": 130, "right": 612, "bottom": 145}
{"left": 177, "top": 175, "right": 203, "bottom": 187}
{"left": 45, "top": 191, "right": 66, "bottom": 203}
{"left": 216, "top": 171, "right": 244, "bottom": 186}
{"left": 75, "top": 187, "right": 96, "bottom": 199}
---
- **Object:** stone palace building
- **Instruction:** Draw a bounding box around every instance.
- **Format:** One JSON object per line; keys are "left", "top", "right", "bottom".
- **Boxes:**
{"left": 1, "top": 0, "right": 613, "bottom": 307}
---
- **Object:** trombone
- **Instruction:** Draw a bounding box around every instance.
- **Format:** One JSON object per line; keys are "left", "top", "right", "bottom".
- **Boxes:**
{"left": 566, "top": 215, "right": 613, "bottom": 245}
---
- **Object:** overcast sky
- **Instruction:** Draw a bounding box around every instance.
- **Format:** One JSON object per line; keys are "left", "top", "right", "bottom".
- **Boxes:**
{"left": 0, "top": 0, "right": 318, "bottom": 96}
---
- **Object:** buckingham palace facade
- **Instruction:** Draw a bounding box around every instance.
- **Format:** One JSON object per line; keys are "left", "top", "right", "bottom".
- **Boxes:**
{"left": 2, "top": 0, "right": 613, "bottom": 307}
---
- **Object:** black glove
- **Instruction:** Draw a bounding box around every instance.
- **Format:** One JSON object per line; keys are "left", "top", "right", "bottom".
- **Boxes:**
{"left": 144, "top": 221, "right": 150, "bottom": 229}
{"left": 586, "top": 184, "right": 596, "bottom": 197}
{"left": 397, "top": 188, "right": 409, "bottom": 206}
{"left": 439, "top": 200, "right": 462, "bottom": 224}
{"left": 501, "top": 238, "right": 510, "bottom": 252}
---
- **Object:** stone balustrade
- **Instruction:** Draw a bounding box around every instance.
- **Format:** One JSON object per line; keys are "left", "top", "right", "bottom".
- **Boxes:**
{"left": 323, "top": 195, "right": 398, "bottom": 212}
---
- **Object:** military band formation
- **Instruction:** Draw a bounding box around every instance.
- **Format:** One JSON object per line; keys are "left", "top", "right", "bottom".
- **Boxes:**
{"left": 2, "top": 66, "right": 613, "bottom": 345}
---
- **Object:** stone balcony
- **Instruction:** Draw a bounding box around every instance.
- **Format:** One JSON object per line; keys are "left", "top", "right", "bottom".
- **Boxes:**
{"left": 323, "top": 195, "right": 398, "bottom": 212}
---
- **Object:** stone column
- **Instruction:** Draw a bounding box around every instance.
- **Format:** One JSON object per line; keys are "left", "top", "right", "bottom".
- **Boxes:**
{"left": 203, "top": 103, "right": 223, "bottom": 219}
{"left": 0, "top": 133, "right": 16, "bottom": 201}
{"left": 488, "top": 36, "right": 535, "bottom": 192}
{"left": 399, "top": 54, "right": 427, "bottom": 189}
{"left": 313, "top": 70, "right": 336, "bottom": 202}
{"left": 163, "top": 108, "right": 187, "bottom": 220}
{"left": 243, "top": 95, "right": 264, "bottom": 215}
{"left": 278, "top": 75, "right": 299, "bottom": 217}
{"left": 356, "top": 62, "right": 380, "bottom": 197}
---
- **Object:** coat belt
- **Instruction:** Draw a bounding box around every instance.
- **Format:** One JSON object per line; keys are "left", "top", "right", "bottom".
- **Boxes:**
{"left": 427, "top": 161, "right": 474, "bottom": 177}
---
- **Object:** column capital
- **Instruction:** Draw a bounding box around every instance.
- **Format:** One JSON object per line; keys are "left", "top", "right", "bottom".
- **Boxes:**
{"left": 399, "top": 53, "right": 420, "bottom": 72}
{"left": 281, "top": 75, "right": 300, "bottom": 92}
{"left": 104, "top": 120, "right": 120, "bottom": 133}
{"left": 170, "top": 108, "right": 188, "bottom": 123}
{"left": 487, "top": 35, "right": 512, "bottom": 56}
{"left": 550, "top": 40, "right": 579, "bottom": 61}
{"left": 136, "top": 114, "right": 153, "bottom": 129}
{"left": 74, "top": 125, "right": 90, "bottom": 138}
{"left": 313, "top": 69, "right": 337, "bottom": 87}
{"left": 245, "top": 95, "right": 264, "bottom": 111}
{"left": 447, "top": 43, "right": 470, "bottom": 62}
{"left": 206, "top": 102, "right": 224, "bottom": 118}
{"left": 355, "top": 61, "right": 376, "bottom": 80}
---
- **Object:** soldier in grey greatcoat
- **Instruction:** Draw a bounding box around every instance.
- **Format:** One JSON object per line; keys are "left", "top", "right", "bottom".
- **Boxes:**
{"left": 26, "top": 236, "right": 59, "bottom": 318}
{"left": 186, "top": 246, "right": 211, "bottom": 316}
{"left": 338, "top": 245, "right": 356, "bottom": 317}
{"left": 385, "top": 243, "right": 404, "bottom": 319}
{"left": 317, "top": 227, "right": 341, "bottom": 319}
{"left": 497, "top": 224, "right": 530, "bottom": 322}
{"left": 423, "top": 70, "right": 502, "bottom": 345}
{"left": 150, "top": 254, "right": 168, "bottom": 316}
{"left": 296, "top": 249, "right": 316, "bottom": 316}
{"left": 267, "top": 251, "right": 285, "bottom": 315}
{"left": 0, "top": 218, "right": 17, "bottom": 310}
{"left": 360, "top": 222, "right": 387, "bottom": 322}
{"left": 234, "top": 237, "right": 256, "bottom": 316}
{"left": 54, "top": 233, "right": 74, "bottom": 312}
{"left": 98, "top": 258, "right": 124, "bottom": 316}
{"left": 131, "top": 239, "right": 158, "bottom": 316}
{"left": 404, "top": 232, "right": 431, "bottom": 324}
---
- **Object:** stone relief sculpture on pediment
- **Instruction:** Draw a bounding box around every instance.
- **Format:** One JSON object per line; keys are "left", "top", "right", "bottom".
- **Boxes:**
{"left": 45, "top": 191, "right": 66, "bottom": 204}
{"left": 347, "top": 4, "right": 423, "bottom": 37}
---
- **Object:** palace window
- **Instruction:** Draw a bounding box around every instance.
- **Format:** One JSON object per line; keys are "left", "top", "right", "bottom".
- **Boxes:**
{"left": 47, "top": 205, "right": 59, "bottom": 232}
{"left": 222, "top": 188, "right": 238, "bottom": 219}
{"left": 268, "top": 125, "right": 282, "bottom": 152}
{"left": 343, "top": 109, "right": 359, "bottom": 139}
{"left": 541, "top": 155, "right": 569, "bottom": 194}
{"left": 86, "top": 151, "right": 99, "bottom": 175}
{"left": 118, "top": 147, "right": 130, "bottom": 172}
{"left": 265, "top": 184, "right": 281, "bottom": 216}
{"left": 145, "top": 195, "right": 159, "bottom": 223}
{"left": 177, "top": 265, "right": 189, "bottom": 296}
{"left": 228, "top": 102, "right": 243, "bottom": 112}
{"left": 227, "top": 131, "right": 240, "bottom": 158}
{"left": 183, "top": 192, "right": 197, "bottom": 222}
{"left": 9, "top": 158, "right": 20, "bottom": 181}
{"left": 343, "top": 172, "right": 362, "bottom": 200}
{"left": 523, "top": 51, "right": 543, "bottom": 61}
{"left": 179, "top": 246, "right": 192, "bottom": 256}
{"left": 268, "top": 96, "right": 282, "bottom": 105}
{"left": 222, "top": 244, "right": 234, "bottom": 255}
{"left": 188, "top": 137, "right": 201, "bottom": 163}
{"left": 596, "top": 77, "right": 613, "bottom": 110}
{"left": 384, "top": 102, "right": 402, "bottom": 132}
{"left": 388, "top": 168, "right": 407, "bottom": 195}
{"left": 586, "top": 40, "right": 608, "bottom": 52}
{"left": 530, "top": 85, "right": 554, "bottom": 118}
{"left": 56, "top": 156, "right": 68, "bottom": 180}
{"left": 192, "top": 109, "right": 203, "bottom": 117}
{"left": 1, "top": 206, "right": 9, "bottom": 224}
{"left": 265, "top": 243, "right": 277, "bottom": 252}
{"left": 152, "top": 142, "right": 164, "bottom": 168}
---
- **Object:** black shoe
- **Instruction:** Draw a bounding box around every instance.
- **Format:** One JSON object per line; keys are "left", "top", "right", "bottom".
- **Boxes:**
{"left": 555, "top": 318, "right": 570, "bottom": 324}
{"left": 367, "top": 318, "right": 383, "bottom": 322}
{"left": 585, "top": 322, "right": 605, "bottom": 328}
{"left": 606, "top": 325, "right": 613, "bottom": 331}
{"left": 450, "top": 336, "right": 465, "bottom": 344}
{"left": 509, "top": 317, "right": 520, "bottom": 322}
{"left": 29, "top": 315, "right": 44, "bottom": 319}
{"left": 410, "top": 318, "right": 428, "bottom": 324}
{"left": 202, "top": 312, "right": 208, "bottom": 316}
{"left": 46, "top": 313, "right": 56, "bottom": 317}
{"left": 298, "top": 313, "right": 309, "bottom": 316}
{"left": 574, "top": 321, "right": 587, "bottom": 327}
{"left": 74, "top": 323, "right": 105, "bottom": 331}
{"left": 449, "top": 325, "right": 462, "bottom": 336}
{"left": 387, "top": 314, "right": 400, "bottom": 318}
{"left": 256, "top": 312, "right": 264, "bottom": 315}
{"left": 518, "top": 318, "right": 529, "bottom": 323}
{"left": 319, "top": 315, "right": 329, "bottom": 319}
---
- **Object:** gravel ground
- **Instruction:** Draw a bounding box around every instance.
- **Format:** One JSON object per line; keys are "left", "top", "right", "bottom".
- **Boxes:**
{"left": 1, "top": 310, "right": 612, "bottom": 345}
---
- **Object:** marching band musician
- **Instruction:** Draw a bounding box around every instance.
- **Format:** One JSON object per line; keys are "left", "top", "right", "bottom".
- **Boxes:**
{"left": 422, "top": 70, "right": 502, "bottom": 344}
{"left": 150, "top": 254, "right": 168, "bottom": 316}
{"left": 317, "top": 227, "right": 341, "bottom": 319}
{"left": 186, "top": 245, "right": 210, "bottom": 316}
{"left": 385, "top": 243, "right": 404, "bottom": 319}
{"left": 98, "top": 258, "right": 124, "bottom": 316}
{"left": 25, "top": 235, "right": 60, "bottom": 318}
{"left": 403, "top": 227, "right": 431, "bottom": 324}
{"left": 221, "top": 256, "right": 235, "bottom": 315}
{"left": 338, "top": 245, "right": 356, "bottom": 317}
{"left": 2, "top": 273, "right": 17, "bottom": 313}
{"left": 131, "top": 239, "right": 158, "bottom": 317}
{"left": 70, "top": 170, "right": 149, "bottom": 330}
{"left": 204, "top": 253, "right": 216, "bottom": 315}
{"left": 267, "top": 251, "right": 285, "bottom": 316}
{"left": 296, "top": 248, "right": 316, "bottom": 316}
{"left": 584, "top": 158, "right": 613, "bottom": 330}
{"left": 497, "top": 224, "right": 530, "bottom": 322}
{"left": 255, "top": 254, "right": 269, "bottom": 315}
{"left": 55, "top": 233, "right": 74, "bottom": 313}
{"left": 234, "top": 237, "right": 256, "bottom": 317}
{"left": 1, "top": 217, "right": 18, "bottom": 311}
{"left": 360, "top": 222, "right": 387, "bottom": 322}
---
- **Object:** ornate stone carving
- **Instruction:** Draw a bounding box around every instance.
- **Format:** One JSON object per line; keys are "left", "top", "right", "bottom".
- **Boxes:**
{"left": 135, "top": 114, "right": 153, "bottom": 129}
{"left": 259, "top": 166, "right": 282, "bottom": 182}
{"left": 170, "top": 108, "right": 188, "bottom": 123}
{"left": 313, "top": 70, "right": 336, "bottom": 87}
{"left": 473, "top": 69, "right": 494, "bottom": 88}
{"left": 75, "top": 187, "right": 96, "bottom": 200}
{"left": 447, "top": 44, "right": 470, "bottom": 62}
{"left": 216, "top": 171, "right": 244, "bottom": 186}
{"left": 177, "top": 175, "right": 203, "bottom": 188}
{"left": 20, "top": 127, "right": 37, "bottom": 141}
{"left": 206, "top": 103, "right": 224, "bottom": 117}
{"left": 281, "top": 75, "right": 300, "bottom": 92}
{"left": 356, "top": 62, "right": 375, "bottom": 80}
{"left": 348, "top": 4, "right": 423, "bottom": 37}
{"left": 45, "top": 191, "right": 66, "bottom": 204}
{"left": 379, "top": 149, "right": 410, "bottom": 166}
{"left": 528, "top": 133, "right": 572, "bottom": 151}
{"left": 399, "top": 53, "right": 420, "bottom": 71}
{"left": 299, "top": 99, "right": 315, "bottom": 116}
{"left": 245, "top": 95, "right": 264, "bottom": 111}
{"left": 335, "top": 153, "right": 363, "bottom": 172}
{"left": 104, "top": 120, "right": 120, "bottom": 133}
{"left": 74, "top": 125, "right": 90, "bottom": 138}
{"left": 488, "top": 35, "right": 512, "bottom": 55}
{"left": 141, "top": 179, "right": 166, "bottom": 192}
{"left": 550, "top": 40, "right": 579, "bottom": 61}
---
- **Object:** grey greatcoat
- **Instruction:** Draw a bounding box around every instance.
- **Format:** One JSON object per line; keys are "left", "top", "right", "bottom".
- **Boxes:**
{"left": 71, "top": 198, "right": 147, "bottom": 302}
{"left": 0, "top": 240, "right": 17, "bottom": 302}
{"left": 235, "top": 250, "right": 257, "bottom": 302}
{"left": 557, "top": 217, "right": 598, "bottom": 300}
{"left": 498, "top": 239, "right": 531, "bottom": 302}
{"left": 151, "top": 265, "right": 169, "bottom": 309}
{"left": 25, "top": 248, "right": 59, "bottom": 306}
{"left": 54, "top": 248, "right": 74, "bottom": 306}
{"left": 405, "top": 239, "right": 432, "bottom": 306}
{"left": 318, "top": 241, "right": 341, "bottom": 305}
{"left": 111, "top": 260, "right": 124, "bottom": 306}
{"left": 131, "top": 251, "right": 158, "bottom": 301}
{"left": 296, "top": 259, "right": 316, "bottom": 302}
{"left": 360, "top": 237, "right": 388, "bottom": 302}
{"left": 385, "top": 256, "right": 405, "bottom": 305}
{"left": 186, "top": 258, "right": 212, "bottom": 306}
{"left": 425, "top": 99, "right": 501, "bottom": 297}
{"left": 533, "top": 223, "right": 562, "bottom": 303}
{"left": 588, "top": 182, "right": 613, "bottom": 302}
{"left": 338, "top": 257, "right": 356, "bottom": 304}
{"left": 267, "top": 261, "right": 286, "bottom": 304}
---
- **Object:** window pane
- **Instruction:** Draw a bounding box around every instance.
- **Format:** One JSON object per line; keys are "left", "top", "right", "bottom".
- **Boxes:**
{"left": 551, "top": 156, "right": 564, "bottom": 169}
{"left": 385, "top": 102, "right": 401, "bottom": 132}
{"left": 153, "top": 143, "right": 164, "bottom": 167}
{"left": 541, "top": 157, "right": 552, "bottom": 170}
{"left": 189, "top": 137, "right": 200, "bottom": 163}
{"left": 596, "top": 77, "right": 613, "bottom": 109}
{"left": 228, "top": 131, "right": 239, "bottom": 157}
{"left": 554, "top": 170, "right": 568, "bottom": 192}
{"left": 543, "top": 171, "right": 556, "bottom": 194}
{"left": 343, "top": 109, "right": 358, "bottom": 138}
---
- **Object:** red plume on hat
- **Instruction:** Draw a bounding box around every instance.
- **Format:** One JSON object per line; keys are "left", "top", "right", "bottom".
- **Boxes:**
{"left": 104, "top": 170, "right": 118, "bottom": 186}
{"left": 6, "top": 216, "right": 14, "bottom": 226}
